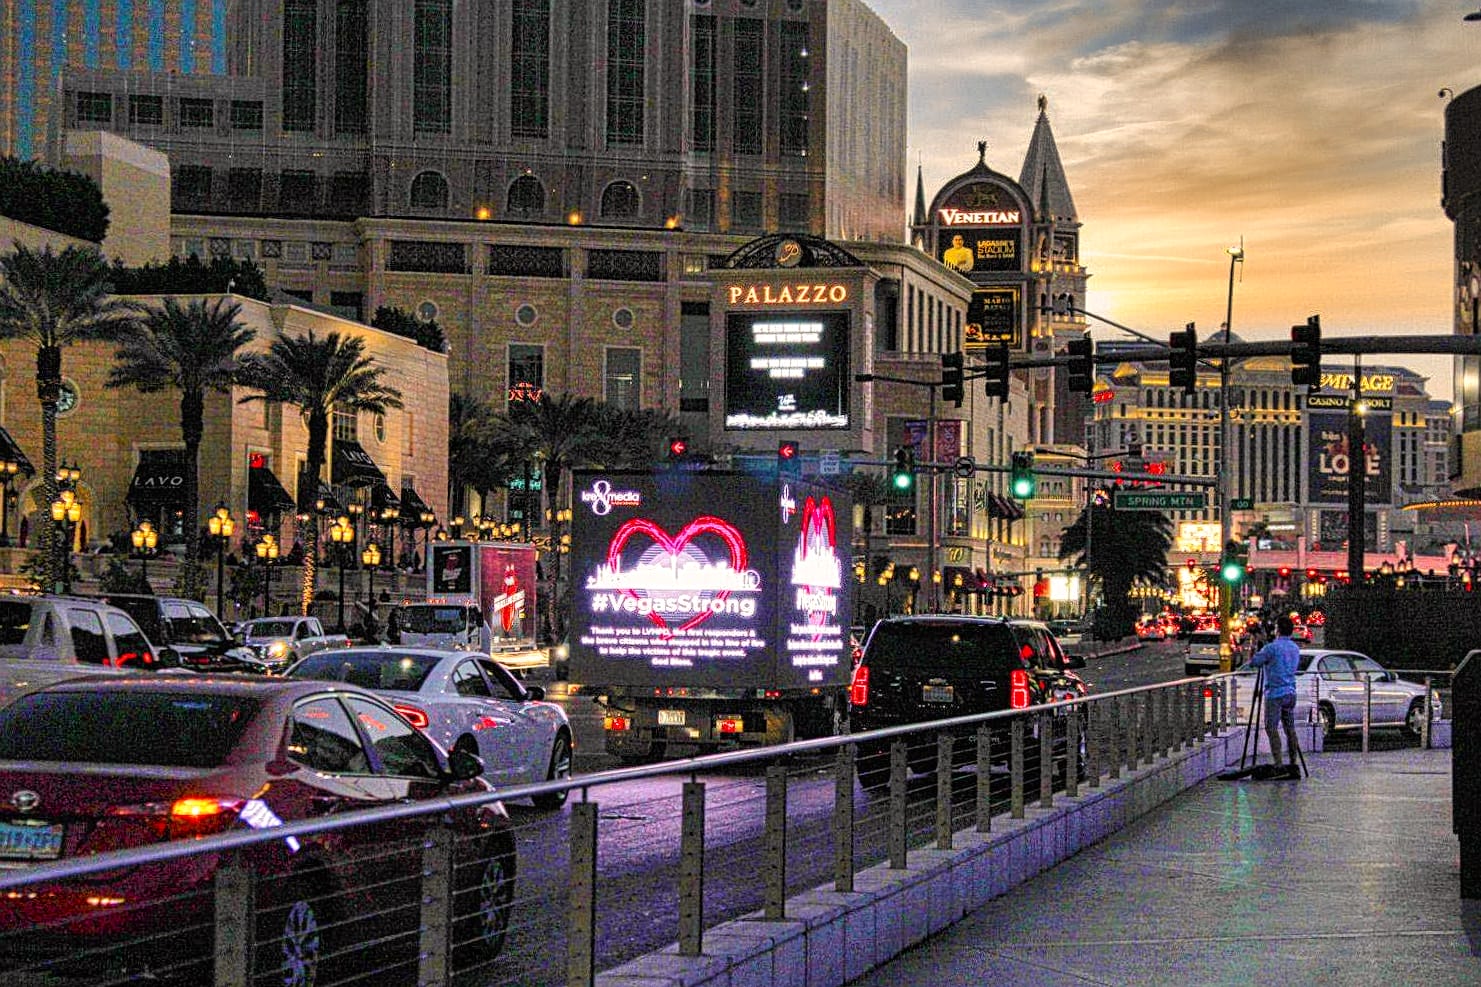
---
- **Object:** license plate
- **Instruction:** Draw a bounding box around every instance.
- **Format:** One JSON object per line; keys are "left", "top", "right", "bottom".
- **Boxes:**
{"left": 921, "top": 684, "right": 954, "bottom": 704}
{"left": 657, "top": 709, "right": 686, "bottom": 726}
{"left": 0, "top": 820, "right": 64, "bottom": 861}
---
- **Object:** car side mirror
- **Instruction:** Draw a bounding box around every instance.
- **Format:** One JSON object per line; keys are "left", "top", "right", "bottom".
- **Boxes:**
{"left": 155, "top": 647, "right": 182, "bottom": 669}
{"left": 446, "top": 747, "right": 484, "bottom": 782}
{"left": 1065, "top": 654, "right": 1086, "bottom": 670}
{"left": 524, "top": 684, "right": 546, "bottom": 701}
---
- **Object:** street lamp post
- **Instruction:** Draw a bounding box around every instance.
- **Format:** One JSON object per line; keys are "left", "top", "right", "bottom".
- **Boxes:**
{"left": 1218, "top": 239, "right": 1244, "bottom": 672}
{"left": 0, "top": 459, "right": 20, "bottom": 547}
{"left": 131, "top": 520, "right": 158, "bottom": 589}
{"left": 379, "top": 507, "right": 399, "bottom": 572}
{"left": 49, "top": 489, "right": 81, "bottom": 594}
{"left": 361, "top": 542, "right": 381, "bottom": 609}
{"left": 207, "top": 504, "right": 236, "bottom": 621}
{"left": 328, "top": 516, "right": 355, "bottom": 633}
{"left": 418, "top": 510, "right": 435, "bottom": 568}
{"left": 256, "top": 534, "right": 279, "bottom": 616}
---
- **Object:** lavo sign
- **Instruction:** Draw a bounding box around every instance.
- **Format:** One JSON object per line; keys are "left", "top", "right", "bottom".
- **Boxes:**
{"left": 938, "top": 207, "right": 1021, "bottom": 225}
{"left": 728, "top": 283, "right": 849, "bottom": 306}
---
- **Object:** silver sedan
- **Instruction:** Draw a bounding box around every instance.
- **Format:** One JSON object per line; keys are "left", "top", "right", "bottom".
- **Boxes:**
{"left": 1231, "top": 648, "right": 1440, "bottom": 738}
{"left": 286, "top": 646, "right": 573, "bottom": 808}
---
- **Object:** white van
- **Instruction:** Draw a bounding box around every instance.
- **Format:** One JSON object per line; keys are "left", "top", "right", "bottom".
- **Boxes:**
{"left": 1184, "top": 629, "right": 1224, "bottom": 675}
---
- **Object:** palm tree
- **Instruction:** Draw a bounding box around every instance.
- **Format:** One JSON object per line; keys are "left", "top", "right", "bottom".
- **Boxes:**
{"left": 0, "top": 242, "right": 138, "bottom": 589}
{"left": 106, "top": 297, "right": 256, "bottom": 568}
{"left": 448, "top": 392, "right": 517, "bottom": 519}
{"left": 237, "top": 330, "right": 403, "bottom": 612}
{"left": 1058, "top": 498, "right": 1174, "bottom": 637}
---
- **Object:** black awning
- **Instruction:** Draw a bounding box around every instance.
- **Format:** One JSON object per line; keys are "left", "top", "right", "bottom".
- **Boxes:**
{"left": 0, "top": 426, "right": 34, "bottom": 477}
{"left": 126, "top": 449, "right": 188, "bottom": 506}
{"left": 370, "top": 482, "right": 401, "bottom": 512}
{"left": 400, "top": 485, "right": 434, "bottom": 524}
{"left": 332, "top": 439, "right": 387, "bottom": 488}
{"left": 248, "top": 465, "right": 296, "bottom": 516}
{"left": 313, "top": 482, "right": 343, "bottom": 515}
{"left": 988, "top": 494, "right": 1025, "bottom": 521}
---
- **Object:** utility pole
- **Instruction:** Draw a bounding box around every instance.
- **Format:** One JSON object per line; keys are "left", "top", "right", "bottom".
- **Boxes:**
{"left": 1347, "top": 356, "right": 1367, "bottom": 587}
{"left": 1217, "top": 241, "right": 1243, "bottom": 672}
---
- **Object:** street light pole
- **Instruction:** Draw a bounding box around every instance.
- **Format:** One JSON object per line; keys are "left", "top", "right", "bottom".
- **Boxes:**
{"left": 1218, "top": 240, "right": 1244, "bottom": 672}
{"left": 207, "top": 504, "right": 236, "bottom": 622}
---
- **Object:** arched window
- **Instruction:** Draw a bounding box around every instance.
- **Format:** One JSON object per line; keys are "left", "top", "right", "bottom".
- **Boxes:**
{"left": 410, "top": 171, "right": 449, "bottom": 210}
{"left": 507, "top": 175, "right": 545, "bottom": 216}
{"left": 601, "top": 180, "right": 640, "bottom": 218}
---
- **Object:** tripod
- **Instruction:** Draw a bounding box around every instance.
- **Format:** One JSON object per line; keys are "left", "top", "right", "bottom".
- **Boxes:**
{"left": 1219, "top": 666, "right": 1308, "bottom": 780}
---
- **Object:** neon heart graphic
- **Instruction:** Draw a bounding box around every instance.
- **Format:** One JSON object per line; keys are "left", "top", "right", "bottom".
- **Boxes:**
{"left": 798, "top": 496, "right": 839, "bottom": 634}
{"left": 606, "top": 516, "right": 750, "bottom": 638}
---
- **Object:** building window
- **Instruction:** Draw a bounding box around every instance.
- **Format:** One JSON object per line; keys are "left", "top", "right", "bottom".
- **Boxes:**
{"left": 600, "top": 181, "right": 640, "bottom": 219}
{"left": 606, "top": 0, "right": 645, "bottom": 145}
{"left": 173, "top": 166, "right": 213, "bottom": 209}
{"left": 680, "top": 301, "right": 709, "bottom": 413}
{"left": 779, "top": 192, "right": 809, "bottom": 229}
{"left": 283, "top": 0, "right": 318, "bottom": 132}
{"left": 230, "top": 100, "right": 263, "bottom": 130}
{"left": 779, "top": 22, "right": 810, "bottom": 157}
{"left": 508, "top": 344, "right": 545, "bottom": 403}
{"left": 333, "top": 408, "right": 358, "bottom": 442}
{"left": 329, "top": 172, "right": 367, "bottom": 216}
{"left": 605, "top": 347, "right": 641, "bottom": 411}
{"left": 329, "top": 291, "right": 362, "bottom": 322}
{"left": 179, "top": 98, "right": 214, "bottom": 128}
{"left": 691, "top": 14, "right": 716, "bottom": 152}
{"left": 732, "top": 20, "right": 763, "bottom": 155}
{"left": 506, "top": 174, "right": 545, "bottom": 216}
{"left": 227, "top": 168, "right": 262, "bottom": 212}
{"left": 487, "top": 245, "right": 564, "bottom": 278}
{"left": 279, "top": 171, "right": 319, "bottom": 214}
{"left": 75, "top": 91, "right": 113, "bottom": 125}
{"left": 335, "top": 0, "right": 368, "bottom": 134}
{"left": 587, "top": 249, "right": 663, "bottom": 282}
{"left": 410, "top": 171, "right": 449, "bottom": 210}
{"left": 510, "top": 0, "right": 550, "bottom": 139}
{"left": 414, "top": 0, "right": 452, "bottom": 134}
{"left": 687, "top": 189, "right": 714, "bottom": 231}
{"left": 732, "top": 190, "right": 763, "bottom": 230}
{"left": 387, "top": 241, "right": 466, "bottom": 274}
{"left": 128, "top": 94, "right": 164, "bottom": 126}
{"left": 515, "top": 304, "right": 537, "bottom": 326}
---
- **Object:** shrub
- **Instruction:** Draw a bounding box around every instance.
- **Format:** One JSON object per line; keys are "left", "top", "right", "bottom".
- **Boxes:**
{"left": 371, "top": 305, "right": 446, "bottom": 352}
{"left": 108, "top": 255, "right": 269, "bottom": 300}
{"left": 0, "top": 157, "right": 110, "bottom": 242}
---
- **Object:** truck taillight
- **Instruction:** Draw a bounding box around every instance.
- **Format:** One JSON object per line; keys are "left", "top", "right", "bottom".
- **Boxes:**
{"left": 393, "top": 704, "right": 430, "bottom": 729}
{"left": 715, "top": 716, "right": 744, "bottom": 734}
{"left": 1010, "top": 669, "right": 1030, "bottom": 709}
{"left": 604, "top": 714, "right": 630, "bottom": 732}
{"left": 849, "top": 664, "right": 870, "bottom": 707}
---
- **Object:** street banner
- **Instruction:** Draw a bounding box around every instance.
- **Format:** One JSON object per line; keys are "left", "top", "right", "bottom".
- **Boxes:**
{"left": 1306, "top": 408, "right": 1392, "bottom": 506}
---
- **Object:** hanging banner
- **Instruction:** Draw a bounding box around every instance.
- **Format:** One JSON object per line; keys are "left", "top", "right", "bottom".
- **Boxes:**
{"left": 1306, "top": 409, "right": 1392, "bottom": 506}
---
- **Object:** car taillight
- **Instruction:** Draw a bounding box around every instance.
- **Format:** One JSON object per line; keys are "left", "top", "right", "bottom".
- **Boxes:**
{"left": 393, "top": 704, "right": 430, "bottom": 729}
{"left": 94, "top": 797, "right": 244, "bottom": 849}
{"left": 604, "top": 714, "right": 630, "bottom": 732}
{"left": 849, "top": 663, "right": 870, "bottom": 707}
{"left": 715, "top": 716, "right": 744, "bottom": 735}
{"left": 1010, "top": 669, "right": 1030, "bottom": 709}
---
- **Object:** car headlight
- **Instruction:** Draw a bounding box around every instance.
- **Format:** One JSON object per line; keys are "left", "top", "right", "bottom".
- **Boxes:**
{"left": 268, "top": 641, "right": 290, "bottom": 659}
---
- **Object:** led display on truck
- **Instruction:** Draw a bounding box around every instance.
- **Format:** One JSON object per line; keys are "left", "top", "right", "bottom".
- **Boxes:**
{"left": 569, "top": 470, "right": 852, "bottom": 691}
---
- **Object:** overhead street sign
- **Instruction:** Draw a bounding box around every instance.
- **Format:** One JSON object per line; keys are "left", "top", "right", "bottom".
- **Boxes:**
{"left": 954, "top": 455, "right": 976, "bottom": 478}
{"left": 1113, "top": 491, "right": 1208, "bottom": 511}
{"left": 1230, "top": 497, "right": 1255, "bottom": 510}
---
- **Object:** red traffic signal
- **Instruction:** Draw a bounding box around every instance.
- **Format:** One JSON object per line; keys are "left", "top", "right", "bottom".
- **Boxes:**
{"left": 667, "top": 437, "right": 689, "bottom": 459}
{"left": 778, "top": 440, "right": 801, "bottom": 474}
{"left": 1305, "top": 568, "right": 1318, "bottom": 580}
{"left": 1278, "top": 567, "right": 1291, "bottom": 578}
{"left": 777, "top": 440, "right": 799, "bottom": 461}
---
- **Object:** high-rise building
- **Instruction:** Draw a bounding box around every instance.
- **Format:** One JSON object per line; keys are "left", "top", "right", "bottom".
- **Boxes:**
{"left": 21, "top": 0, "right": 906, "bottom": 242}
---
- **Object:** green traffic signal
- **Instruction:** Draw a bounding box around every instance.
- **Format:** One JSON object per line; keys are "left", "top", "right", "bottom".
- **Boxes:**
{"left": 1009, "top": 450, "right": 1036, "bottom": 500}
{"left": 1220, "top": 559, "right": 1245, "bottom": 583}
{"left": 892, "top": 445, "right": 915, "bottom": 491}
{"left": 893, "top": 470, "right": 914, "bottom": 491}
{"left": 1012, "top": 474, "right": 1035, "bottom": 498}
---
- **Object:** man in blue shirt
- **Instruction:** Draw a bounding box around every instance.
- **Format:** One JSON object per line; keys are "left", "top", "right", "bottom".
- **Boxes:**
{"left": 1250, "top": 614, "right": 1302, "bottom": 779}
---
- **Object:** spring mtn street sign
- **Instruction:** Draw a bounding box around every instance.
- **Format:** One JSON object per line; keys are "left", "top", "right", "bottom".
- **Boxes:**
{"left": 1112, "top": 491, "right": 1207, "bottom": 511}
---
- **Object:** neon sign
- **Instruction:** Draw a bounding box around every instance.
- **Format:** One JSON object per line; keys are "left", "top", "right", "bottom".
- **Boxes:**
{"left": 727, "top": 283, "right": 850, "bottom": 306}
{"left": 938, "top": 208, "right": 1021, "bottom": 225}
{"left": 580, "top": 479, "right": 643, "bottom": 516}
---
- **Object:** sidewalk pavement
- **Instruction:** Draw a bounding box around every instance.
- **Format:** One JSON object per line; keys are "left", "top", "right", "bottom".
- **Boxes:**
{"left": 846, "top": 747, "right": 1478, "bottom": 986}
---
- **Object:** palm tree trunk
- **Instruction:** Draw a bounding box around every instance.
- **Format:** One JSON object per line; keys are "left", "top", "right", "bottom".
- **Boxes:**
{"left": 39, "top": 402, "right": 58, "bottom": 590}
{"left": 299, "top": 412, "right": 329, "bottom": 615}
{"left": 544, "top": 461, "right": 565, "bottom": 642}
{"left": 180, "top": 392, "right": 204, "bottom": 564}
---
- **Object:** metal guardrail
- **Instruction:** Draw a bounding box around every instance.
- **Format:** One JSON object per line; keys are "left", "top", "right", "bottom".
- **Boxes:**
{"left": 2, "top": 677, "right": 1241, "bottom": 986}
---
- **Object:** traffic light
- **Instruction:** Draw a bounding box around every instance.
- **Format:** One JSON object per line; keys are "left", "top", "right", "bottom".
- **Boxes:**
{"left": 1219, "top": 556, "right": 1246, "bottom": 584}
{"left": 1168, "top": 322, "right": 1197, "bottom": 394}
{"left": 1291, "top": 314, "right": 1321, "bottom": 387}
{"left": 1010, "top": 450, "right": 1036, "bottom": 500}
{"left": 981, "top": 343, "right": 1010, "bottom": 400}
{"left": 1065, "top": 336, "right": 1094, "bottom": 394}
{"left": 941, "top": 351, "right": 965, "bottom": 408}
{"left": 667, "top": 436, "right": 689, "bottom": 461}
{"left": 777, "top": 439, "right": 800, "bottom": 475}
{"left": 891, "top": 446, "right": 916, "bottom": 492}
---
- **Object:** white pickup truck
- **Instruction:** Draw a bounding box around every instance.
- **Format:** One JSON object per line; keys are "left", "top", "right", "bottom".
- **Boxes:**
{"left": 236, "top": 616, "right": 350, "bottom": 673}
{"left": 0, "top": 596, "right": 163, "bottom": 708}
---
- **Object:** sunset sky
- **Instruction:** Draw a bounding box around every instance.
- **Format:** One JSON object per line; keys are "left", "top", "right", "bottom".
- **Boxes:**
{"left": 868, "top": 0, "right": 1479, "bottom": 398}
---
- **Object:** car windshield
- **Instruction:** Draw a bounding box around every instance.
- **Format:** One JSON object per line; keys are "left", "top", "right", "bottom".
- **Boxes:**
{"left": 398, "top": 606, "right": 468, "bottom": 634}
{"left": 106, "top": 598, "right": 163, "bottom": 639}
{"left": 289, "top": 651, "right": 440, "bottom": 692}
{"left": 865, "top": 622, "right": 1019, "bottom": 675}
{"left": 244, "top": 620, "right": 298, "bottom": 638}
{"left": 0, "top": 691, "right": 259, "bottom": 768}
{"left": 1190, "top": 632, "right": 1221, "bottom": 645}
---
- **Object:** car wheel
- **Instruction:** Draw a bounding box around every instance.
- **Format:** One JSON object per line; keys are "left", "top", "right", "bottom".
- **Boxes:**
{"left": 254, "top": 874, "right": 330, "bottom": 987}
{"left": 1405, "top": 698, "right": 1426, "bottom": 738}
{"left": 454, "top": 841, "right": 515, "bottom": 964}
{"left": 1318, "top": 703, "right": 1336, "bottom": 740}
{"left": 531, "top": 732, "right": 572, "bottom": 810}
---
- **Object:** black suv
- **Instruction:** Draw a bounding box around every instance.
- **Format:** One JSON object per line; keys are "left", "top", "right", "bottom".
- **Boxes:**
{"left": 99, "top": 595, "right": 264, "bottom": 673}
{"left": 848, "top": 616, "right": 1089, "bottom": 780}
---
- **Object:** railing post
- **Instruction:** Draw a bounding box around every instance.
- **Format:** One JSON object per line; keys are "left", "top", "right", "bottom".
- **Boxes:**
{"left": 1085, "top": 701, "right": 1100, "bottom": 788}
{"left": 936, "top": 731, "right": 953, "bottom": 849}
{"left": 889, "top": 740, "right": 908, "bottom": 868}
{"left": 679, "top": 781, "right": 706, "bottom": 956}
{"left": 1010, "top": 717, "right": 1025, "bottom": 819}
{"left": 1066, "top": 704, "right": 1081, "bottom": 798}
{"left": 1142, "top": 692, "right": 1156, "bottom": 765}
{"left": 1422, "top": 675, "right": 1433, "bottom": 750}
{"left": 568, "top": 800, "right": 598, "bottom": 987}
{"left": 834, "top": 747, "right": 855, "bottom": 892}
{"left": 764, "top": 765, "right": 788, "bottom": 919}
{"left": 1108, "top": 696, "right": 1122, "bottom": 780}
{"left": 976, "top": 725, "right": 993, "bottom": 832}
{"left": 1362, "top": 675, "right": 1372, "bottom": 754}
{"left": 213, "top": 861, "right": 253, "bottom": 987}
{"left": 1038, "top": 712, "right": 1054, "bottom": 808}
{"left": 418, "top": 824, "right": 455, "bottom": 986}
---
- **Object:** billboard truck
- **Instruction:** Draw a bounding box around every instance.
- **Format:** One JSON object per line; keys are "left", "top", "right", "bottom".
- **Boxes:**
{"left": 390, "top": 541, "right": 546, "bottom": 672}
{"left": 569, "top": 470, "right": 853, "bottom": 760}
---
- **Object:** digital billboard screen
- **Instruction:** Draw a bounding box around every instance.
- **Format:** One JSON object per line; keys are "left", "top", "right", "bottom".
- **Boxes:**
{"left": 938, "top": 228, "right": 1021, "bottom": 274}
{"left": 1306, "top": 408, "right": 1392, "bottom": 506}
{"left": 724, "top": 311, "right": 850, "bottom": 430}
{"left": 569, "top": 472, "right": 850, "bottom": 690}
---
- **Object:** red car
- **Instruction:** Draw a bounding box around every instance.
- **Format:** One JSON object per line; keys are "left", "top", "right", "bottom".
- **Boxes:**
{"left": 0, "top": 676, "right": 516, "bottom": 985}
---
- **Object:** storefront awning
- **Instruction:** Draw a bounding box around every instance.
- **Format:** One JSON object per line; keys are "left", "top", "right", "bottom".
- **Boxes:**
{"left": 126, "top": 449, "right": 188, "bottom": 506}
{"left": 0, "top": 426, "right": 34, "bottom": 477}
{"left": 399, "top": 485, "right": 434, "bottom": 524}
{"left": 370, "top": 482, "right": 401, "bottom": 512}
{"left": 313, "top": 482, "right": 343, "bottom": 515}
{"left": 248, "top": 465, "right": 296, "bottom": 516}
{"left": 332, "top": 439, "right": 387, "bottom": 488}
{"left": 987, "top": 494, "right": 1024, "bottom": 521}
